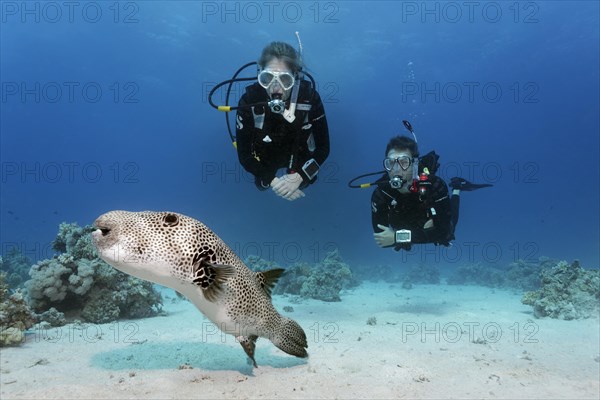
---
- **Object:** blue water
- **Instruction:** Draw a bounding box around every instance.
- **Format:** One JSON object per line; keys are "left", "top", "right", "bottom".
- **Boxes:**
{"left": 1, "top": 1, "right": 598, "bottom": 270}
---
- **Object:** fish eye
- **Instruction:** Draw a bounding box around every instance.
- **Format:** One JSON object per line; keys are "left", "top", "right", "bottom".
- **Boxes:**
{"left": 163, "top": 213, "right": 179, "bottom": 226}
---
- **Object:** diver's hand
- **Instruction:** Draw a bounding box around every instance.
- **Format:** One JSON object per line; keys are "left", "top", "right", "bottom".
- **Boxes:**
{"left": 271, "top": 173, "right": 304, "bottom": 200}
{"left": 374, "top": 224, "right": 395, "bottom": 247}
{"left": 270, "top": 177, "right": 305, "bottom": 201}
{"left": 284, "top": 189, "right": 305, "bottom": 201}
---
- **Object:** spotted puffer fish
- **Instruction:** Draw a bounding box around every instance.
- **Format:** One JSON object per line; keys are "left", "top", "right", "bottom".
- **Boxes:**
{"left": 91, "top": 210, "right": 307, "bottom": 367}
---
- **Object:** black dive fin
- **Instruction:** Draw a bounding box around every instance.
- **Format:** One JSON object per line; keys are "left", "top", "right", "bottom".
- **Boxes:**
{"left": 450, "top": 177, "right": 493, "bottom": 192}
{"left": 467, "top": 183, "right": 493, "bottom": 191}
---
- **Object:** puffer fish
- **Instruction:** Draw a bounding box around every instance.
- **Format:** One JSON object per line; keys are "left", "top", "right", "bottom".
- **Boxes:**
{"left": 91, "top": 210, "right": 308, "bottom": 367}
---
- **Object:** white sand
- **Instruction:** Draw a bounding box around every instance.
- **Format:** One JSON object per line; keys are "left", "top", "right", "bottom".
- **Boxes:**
{"left": 1, "top": 282, "right": 599, "bottom": 399}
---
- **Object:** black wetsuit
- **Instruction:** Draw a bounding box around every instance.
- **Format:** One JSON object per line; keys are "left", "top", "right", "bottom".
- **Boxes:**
{"left": 236, "top": 81, "right": 330, "bottom": 189}
{"left": 371, "top": 175, "right": 459, "bottom": 251}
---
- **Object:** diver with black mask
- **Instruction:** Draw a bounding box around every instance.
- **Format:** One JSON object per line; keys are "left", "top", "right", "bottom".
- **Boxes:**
{"left": 349, "top": 121, "right": 491, "bottom": 251}
{"left": 208, "top": 35, "right": 330, "bottom": 201}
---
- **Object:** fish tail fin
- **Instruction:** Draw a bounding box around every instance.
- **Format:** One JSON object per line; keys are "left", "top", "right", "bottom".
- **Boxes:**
{"left": 271, "top": 317, "right": 308, "bottom": 358}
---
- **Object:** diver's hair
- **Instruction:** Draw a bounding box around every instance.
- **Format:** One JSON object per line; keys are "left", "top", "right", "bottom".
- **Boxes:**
{"left": 258, "top": 41, "right": 303, "bottom": 74}
{"left": 385, "top": 136, "right": 419, "bottom": 158}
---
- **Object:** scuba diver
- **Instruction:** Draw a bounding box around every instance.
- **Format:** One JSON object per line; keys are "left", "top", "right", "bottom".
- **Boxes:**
{"left": 348, "top": 121, "right": 491, "bottom": 251}
{"left": 208, "top": 35, "right": 330, "bottom": 201}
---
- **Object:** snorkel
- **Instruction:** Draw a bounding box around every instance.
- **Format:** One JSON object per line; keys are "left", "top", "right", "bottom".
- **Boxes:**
{"left": 401, "top": 120, "right": 422, "bottom": 192}
{"left": 280, "top": 32, "right": 303, "bottom": 122}
{"left": 401, "top": 120, "right": 434, "bottom": 199}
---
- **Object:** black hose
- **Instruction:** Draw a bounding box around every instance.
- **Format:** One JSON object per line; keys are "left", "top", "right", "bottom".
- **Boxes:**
{"left": 348, "top": 171, "right": 388, "bottom": 189}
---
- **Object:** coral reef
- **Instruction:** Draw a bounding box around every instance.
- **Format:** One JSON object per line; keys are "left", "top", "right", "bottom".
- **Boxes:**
{"left": 505, "top": 257, "right": 558, "bottom": 291}
{"left": 522, "top": 260, "right": 599, "bottom": 320}
{"left": 38, "top": 307, "right": 66, "bottom": 327}
{"left": 24, "top": 222, "right": 163, "bottom": 324}
{"left": 402, "top": 263, "right": 440, "bottom": 285}
{"left": 26, "top": 255, "right": 100, "bottom": 311}
{"left": 244, "top": 255, "right": 281, "bottom": 274}
{"left": 447, "top": 258, "right": 561, "bottom": 291}
{"left": 0, "top": 273, "right": 37, "bottom": 346}
{"left": 52, "top": 222, "right": 96, "bottom": 259}
{"left": 447, "top": 263, "right": 506, "bottom": 287}
{"left": 351, "top": 264, "right": 404, "bottom": 283}
{"left": 245, "top": 249, "right": 359, "bottom": 302}
{"left": 0, "top": 249, "right": 33, "bottom": 289}
{"left": 351, "top": 263, "right": 439, "bottom": 285}
{"left": 300, "top": 249, "right": 359, "bottom": 301}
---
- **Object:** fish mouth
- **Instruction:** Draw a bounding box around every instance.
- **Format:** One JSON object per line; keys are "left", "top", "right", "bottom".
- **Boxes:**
{"left": 91, "top": 226, "right": 110, "bottom": 249}
{"left": 95, "top": 226, "right": 111, "bottom": 236}
{"left": 91, "top": 214, "right": 119, "bottom": 249}
{"left": 92, "top": 222, "right": 112, "bottom": 239}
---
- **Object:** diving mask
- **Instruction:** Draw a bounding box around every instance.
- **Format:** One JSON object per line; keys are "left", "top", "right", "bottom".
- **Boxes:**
{"left": 384, "top": 156, "right": 413, "bottom": 172}
{"left": 258, "top": 70, "right": 296, "bottom": 91}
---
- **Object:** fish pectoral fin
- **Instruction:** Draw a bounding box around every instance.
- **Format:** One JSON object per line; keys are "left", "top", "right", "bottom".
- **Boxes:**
{"left": 256, "top": 268, "right": 285, "bottom": 298}
{"left": 238, "top": 335, "right": 258, "bottom": 368}
{"left": 191, "top": 259, "right": 236, "bottom": 302}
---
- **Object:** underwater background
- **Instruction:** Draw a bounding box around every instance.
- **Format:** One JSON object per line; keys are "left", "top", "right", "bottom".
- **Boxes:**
{"left": 1, "top": 2, "right": 599, "bottom": 272}
{"left": 1, "top": 2, "right": 599, "bottom": 399}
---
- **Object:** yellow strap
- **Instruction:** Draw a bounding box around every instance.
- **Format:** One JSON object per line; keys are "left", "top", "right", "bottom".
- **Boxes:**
{"left": 232, "top": 141, "right": 237, "bottom": 150}
{"left": 360, "top": 183, "right": 371, "bottom": 188}
{"left": 217, "top": 106, "right": 231, "bottom": 112}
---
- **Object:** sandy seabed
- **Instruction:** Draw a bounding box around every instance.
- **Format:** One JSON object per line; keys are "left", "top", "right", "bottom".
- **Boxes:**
{"left": 1, "top": 282, "right": 599, "bottom": 399}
